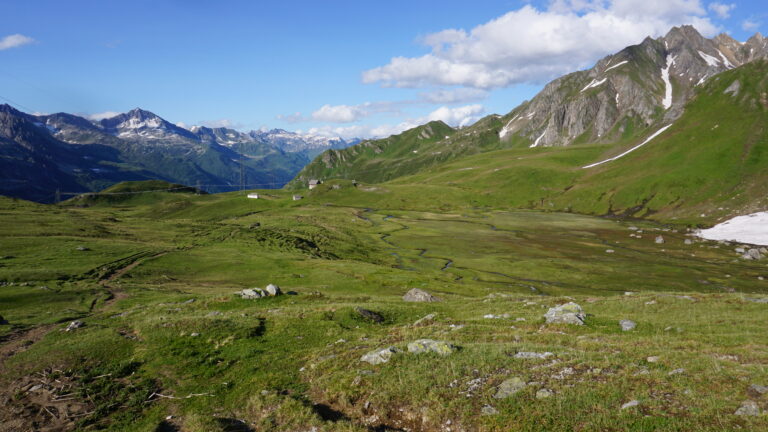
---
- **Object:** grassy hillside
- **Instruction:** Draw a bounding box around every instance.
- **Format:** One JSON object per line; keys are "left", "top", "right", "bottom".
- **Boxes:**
{"left": 1, "top": 186, "right": 767, "bottom": 431}
{"left": 363, "top": 61, "right": 768, "bottom": 225}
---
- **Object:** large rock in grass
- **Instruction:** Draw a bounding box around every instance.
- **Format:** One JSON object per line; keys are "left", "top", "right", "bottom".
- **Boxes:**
{"left": 239, "top": 288, "right": 267, "bottom": 299}
{"left": 403, "top": 288, "right": 440, "bottom": 302}
{"left": 265, "top": 284, "right": 282, "bottom": 296}
{"left": 239, "top": 284, "right": 282, "bottom": 299}
{"left": 360, "top": 347, "right": 400, "bottom": 365}
{"left": 544, "top": 302, "right": 586, "bottom": 325}
{"left": 407, "top": 339, "right": 455, "bottom": 355}
{"left": 494, "top": 377, "right": 526, "bottom": 399}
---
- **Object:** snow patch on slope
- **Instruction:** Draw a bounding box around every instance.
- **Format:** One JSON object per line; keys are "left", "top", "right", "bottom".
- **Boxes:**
{"left": 530, "top": 131, "right": 546, "bottom": 148}
{"left": 661, "top": 55, "right": 675, "bottom": 110}
{"left": 581, "top": 78, "right": 608, "bottom": 93}
{"left": 582, "top": 124, "right": 673, "bottom": 169}
{"left": 697, "top": 212, "right": 768, "bottom": 246}
{"left": 698, "top": 50, "right": 720, "bottom": 67}
{"left": 605, "top": 60, "right": 628, "bottom": 72}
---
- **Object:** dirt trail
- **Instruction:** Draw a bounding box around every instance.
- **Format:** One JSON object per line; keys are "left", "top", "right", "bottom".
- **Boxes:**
{"left": 0, "top": 250, "right": 171, "bottom": 432}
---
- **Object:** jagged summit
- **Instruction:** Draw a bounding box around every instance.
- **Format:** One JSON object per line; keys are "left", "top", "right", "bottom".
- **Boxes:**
{"left": 495, "top": 26, "right": 768, "bottom": 148}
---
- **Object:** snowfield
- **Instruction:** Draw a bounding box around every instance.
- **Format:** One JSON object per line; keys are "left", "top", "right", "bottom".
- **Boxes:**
{"left": 697, "top": 212, "right": 768, "bottom": 246}
{"left": 582, "top": 124, "right": 672, "bottom": 169}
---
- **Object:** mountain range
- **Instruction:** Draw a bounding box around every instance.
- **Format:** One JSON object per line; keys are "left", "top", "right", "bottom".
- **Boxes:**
{"left": 291, "top": 26, "right": 768, "bottom": 223}
{"left": 0, "top": 107, "right": 357, "bottom": 202}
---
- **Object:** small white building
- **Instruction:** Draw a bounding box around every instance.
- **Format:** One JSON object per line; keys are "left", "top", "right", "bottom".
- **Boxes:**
{"left": 292, "top": 195, "right": 303, "bottom": 201}
{"left": 247, "top": 193, "right": 260, "bottom": 199}
{"left": 308, "top": 179, "right": 322, "bottom": 190}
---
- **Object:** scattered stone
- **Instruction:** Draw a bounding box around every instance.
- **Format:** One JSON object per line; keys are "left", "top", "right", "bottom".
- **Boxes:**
{"left": 239, "top": 288, "right": 266, "bottom": 299}
{"left": 655, "top": 236, "right": 665, "bottom": 244}
{"left": 646, "top": 356, "right": 660, "bottom": 363}
{"left": 449, "top": 324, "right": 465, "bottom": 331}
{"left": 182, "top": 298, "right": 196, "bottom": 304}
{"left": 483, "top": 313, "right": 511, "bottom": 319}
{"left": 403, "top": 288, "right": 441, "bottom": 302}
{"left": 644, "top": 300, "right": 657, "bottom": 305}
{"left": 536, "top": 389, "right": 553, "bottom": 399}
{"left": 75, "top": 246, "right": 90, "bottom": 251}
{"left": 355, "top": 307, "right": 384, "bottom": 323}
{"left": 413, "top": 313, "right": 437, "bottom": 326}
{"left": 684, "top": 239, "right": 693, "bottom": 245}
{"left": 494, "top": 377, "right": 526, "bottom": 399}
{"left": 407, "top": 339, "right": 456, "bottom": 355}
{"left": 606, "top": 249, "right": 615, "bottom": 254}
{"left": 360, "top": 347, "right": 400, "bottom": 365}
{"left": 238, "top": 285, "right": 283, "bottom": 299}
{"left": 515, "top": 317, "right": 526, "bottom": 322}
{"left": 544, "top": 302, "right": 586, "bottom": 326}
{"left": 206, "top": 311, "right": 222, "bottom": 317}
{"left": 65, "top": 320, "right": 84, "bottom": 332}
{"left": 514, "top": 351, "right": 554, "bottom": 360}
{"left": 480, "top": 405, "right": 498, "bottom": 415}
{"left": 265, "top": 283, "right": 282, "bottom": 296}
{"left": 749, "top": 384, "right": 768, "bottom": 395}
{"left": 742, "top": 248, "right": 764, "bottom": 260}
{"left": 628, "top": 226, "right": 639, "bottom": 231}
{"left": 619, "top": 319, "right": 637, "bottom": 331}
{"left": 621, "top": 400, "right": 640, "bottom": 410}
{"left": 745, "top": 297, "right": 768, "bottom": 304}
{"left": 734, "top": 401, "right": 761, "bottom": 416}
{"left": 668, "top": 368, "right": 685, "bottom": 376}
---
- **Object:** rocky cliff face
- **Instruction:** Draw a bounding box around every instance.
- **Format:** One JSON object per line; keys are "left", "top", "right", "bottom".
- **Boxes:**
{"left": 498, "top": 26, "right": 768, "bottom": 148}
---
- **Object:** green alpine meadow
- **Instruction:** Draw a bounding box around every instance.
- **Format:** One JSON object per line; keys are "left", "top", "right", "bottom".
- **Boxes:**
{"left": 2, "top": 4, "right": 768, "bottom": 431}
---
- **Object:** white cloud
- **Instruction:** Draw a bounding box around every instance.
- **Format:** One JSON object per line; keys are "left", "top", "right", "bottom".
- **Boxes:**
{"left": 306, "top": 121, "right": 421, "bottom": 140}
{"left": 362, "top": 0, "right": 719, "bottom": 89}
{"left": 426, "top": 104, "right": 485, "bottom": 127}
{"left": 419, "top": 88, "right": 489, "bottom": 104}
{"left": 199, "top": 119, "right": 235, "bottom": 128}
{"left": 742, "top": 19, "right": 760, "bottom": 32}
{"left": 304, "top": 104, "right": 485, "bottom": 139}
{"left": 87, "top": 111, "right": 122, "bottom": 121}
{"left": 311, "top": 104, "right": 367, "bottom": 123}
{"left": 708, "top": 2, "right": 735, "bottom": 19}
{"left": 0, "top": 34, "right": 35, "bottom": 51}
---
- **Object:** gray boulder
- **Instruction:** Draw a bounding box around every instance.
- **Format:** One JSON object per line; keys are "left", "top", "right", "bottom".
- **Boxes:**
{"left": 407, "top": 339, "right": 456, "bottom": 355}
{"left": 403, "top": 288, "right": 440, "bottom": 302}
{"left": 734, "top": 400, "right": 760, "bottom": 416}
{"left": 265, "top": 284, "right": 282, "bottom": 296}
{"left": 619, "top": 319, "right": 637, "bottom": 331}
{"left": 536, "top": 389, "right": 554, "bottom": 399}
{"left": 749, "top": 384, "right": 768, "bottom": 395}
{"left": 544, "top": 302, "right": 586, "bottom": 325}
{"left": 480, "top": 405, "right": 499, "bottom": 415}
{"left": 742, "top": 248, "right": 763, "bottom": 260}
{"left": 413, "top": 313, "right": 437, "bottom": 326}
{"left": 494, "top": 377, "right": 526, "bottom": 399}
{"left": 360, "top": 347, "right": 400, "bottom": 365}
{"left": 655, "top": 236, "right": 665, "bottom": 244}
{"left": 239, "top": 288, "right": 266, "bottom": 299}
{"left": 65, "top": 320, "right": 84, "bottom": 332}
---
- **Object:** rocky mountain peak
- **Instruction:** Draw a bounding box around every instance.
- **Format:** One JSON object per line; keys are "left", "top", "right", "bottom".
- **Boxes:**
{"left": 497, "top": 26, "right": 768, "bottom": 149}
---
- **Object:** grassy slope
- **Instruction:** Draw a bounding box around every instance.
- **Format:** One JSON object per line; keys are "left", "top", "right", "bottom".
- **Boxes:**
{"left": 1, "top": 187, "right": 767, "bottom": 431}
{"left": 379, "top": 61, "right": 768, "bottom": 225}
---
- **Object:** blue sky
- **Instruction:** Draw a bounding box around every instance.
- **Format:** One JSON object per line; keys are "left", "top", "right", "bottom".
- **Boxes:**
{"left": 0, "top": 0, "right": 765, "bottom": 138}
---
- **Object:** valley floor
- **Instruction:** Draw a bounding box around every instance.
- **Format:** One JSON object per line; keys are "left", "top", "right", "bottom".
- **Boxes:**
{"left": 0, "top": 188, "right": 766, "bottom": 431}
